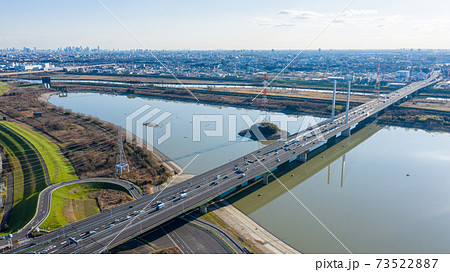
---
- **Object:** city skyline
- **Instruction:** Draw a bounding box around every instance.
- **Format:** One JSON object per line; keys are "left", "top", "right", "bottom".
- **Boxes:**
{"left": 1, "top": 0, "right": 450, "bottom": 50}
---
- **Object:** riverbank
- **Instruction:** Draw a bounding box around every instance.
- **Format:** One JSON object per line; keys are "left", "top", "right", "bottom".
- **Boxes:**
{"left": 43, "top": 79, "right": 450, "bottom": 133}
{"left": 40, "top": 92, "right": 184, "bottom": 178}
{"left": 0, "top": 84, "right": 173, "bottom": 194}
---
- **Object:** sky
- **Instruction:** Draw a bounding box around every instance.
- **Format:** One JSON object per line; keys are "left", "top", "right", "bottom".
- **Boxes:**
{"left": 1, "top": 0, "right": 450, "bottom": 50}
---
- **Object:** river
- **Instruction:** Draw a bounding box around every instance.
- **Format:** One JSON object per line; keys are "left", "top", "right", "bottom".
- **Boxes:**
{"left": 49, "top": 92, "right": 450, "bottom": 253}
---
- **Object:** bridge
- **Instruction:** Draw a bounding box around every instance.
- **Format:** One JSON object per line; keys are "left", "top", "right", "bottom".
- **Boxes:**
{"left": 4, "top": 71, "right": 441, "bottom": 254}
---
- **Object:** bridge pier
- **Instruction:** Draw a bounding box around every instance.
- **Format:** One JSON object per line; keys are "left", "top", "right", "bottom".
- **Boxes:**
{"left": 296, "top": 152, "right": 308, "bottom": 162}
{"left": 263, "top": 173, "right": 269, "bottom": 185}
{"left": 327, "top": 135, "right": 337, "bottom": 147}
{"left": 342, "top": 128, "right": 351, "bottom": 137}
{"left": 199, "top": 204, "right": 208, "bottom": 214}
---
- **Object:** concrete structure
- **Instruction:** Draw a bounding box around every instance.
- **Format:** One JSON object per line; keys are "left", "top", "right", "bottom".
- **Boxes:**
{"left": 396, "top": 70, "right": 411, "bottom": 81}
{"left": 199, "top": 204, "right": 208, "bottom": 214}
{"left": 262, "top": 173, "right": 269, "bottom": 185}
{"left": 296, "top": 152, "right": 308, "bottom": 162}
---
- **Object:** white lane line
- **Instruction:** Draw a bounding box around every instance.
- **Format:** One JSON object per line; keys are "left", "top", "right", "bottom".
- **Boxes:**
{"left": 170, "top": 225, "right": 194, "bottom": 254}
{"left": 161, "top": 226, "right": 184, "bottom": 254}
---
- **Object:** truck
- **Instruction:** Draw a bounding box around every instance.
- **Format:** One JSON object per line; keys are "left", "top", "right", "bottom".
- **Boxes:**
{"left": 69, "top": 237, "right": 78, "bottom": 245}
{"left": 156, "top": 203, "right": 165, "bottom": 210}
{"left": 179, "top": 192, "right": 187, "bottom": 200}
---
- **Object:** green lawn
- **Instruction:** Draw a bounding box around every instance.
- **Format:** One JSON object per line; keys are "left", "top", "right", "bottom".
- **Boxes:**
{"left": 0, "top": 124, "right": 46, "bottom": 234}
{"left": 0, "top": 82, "right": 10, "bottom": 96}
{"left": 41, "top": 182, "right": 130, "bottom": 231}
{"left": 1, "top": 122, "right": 78, "bottom": 184}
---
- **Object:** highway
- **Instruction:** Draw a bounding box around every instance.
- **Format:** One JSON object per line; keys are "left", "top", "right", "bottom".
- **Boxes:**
{"left": 0, "top": 177, "right": 143, "bottom": 249}
{"left": 4, "top": 71, "right": 440, "bottom": 254}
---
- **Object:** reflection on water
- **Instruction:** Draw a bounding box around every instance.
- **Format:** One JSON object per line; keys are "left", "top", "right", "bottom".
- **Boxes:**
{"left": 230, "top": 125, "right": 450, "bottom": 253}
{"left": 49, "top": 92, "right": 325, "bottom": 174}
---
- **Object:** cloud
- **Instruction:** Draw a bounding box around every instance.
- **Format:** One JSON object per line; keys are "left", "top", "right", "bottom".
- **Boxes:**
{"left": 277, "top": 9, "right": 379, "bottom": 22}
{"left": 274, "top": 22, "right": 296, "bottom": 27}
{"left": 277, "top": 10, "right": 297, "bottom": 16}
{"left": 341, "top": 9, "right": 378, "bottom": 17}
{"left": 248, "top": 17, "right": 297, "bottom": 27}
{"left": 277, "top": 10, "right": 322, "bottom": 20}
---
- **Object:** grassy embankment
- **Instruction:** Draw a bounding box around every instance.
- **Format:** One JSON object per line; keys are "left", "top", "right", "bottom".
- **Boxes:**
{"left": 0, "top": 82, "right": 11, "bottom": 96}
{"left": 198, "top": 211, "right": 260, "bottom": 254}
{"left": 0, "top": 124, "right": 46, "bottom": 234}
{"left": 1, "top": 122, "right": 78, "bottom": 184}
{"left": 40, "top": 182, "right": 131, "bottom": 231}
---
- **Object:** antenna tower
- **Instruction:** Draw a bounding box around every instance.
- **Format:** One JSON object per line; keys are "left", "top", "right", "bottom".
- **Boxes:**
{"left": 420, "top": 60, "right": 423, "bottom": 80}
{"left": 115, "top": 127, "right": 129, "bottom": 174}
{"left": 261, "top": 73, "right": 269, "bottom": 122}
{"left": 375, "top": 62, "right": 381, "bottom": 90}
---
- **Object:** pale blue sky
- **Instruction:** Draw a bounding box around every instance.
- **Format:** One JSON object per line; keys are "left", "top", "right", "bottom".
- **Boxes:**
{"left": 1, "top": 0, "right": 449, "bottom": 50}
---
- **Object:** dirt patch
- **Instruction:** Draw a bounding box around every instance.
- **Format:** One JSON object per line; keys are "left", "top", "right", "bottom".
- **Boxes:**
{"left": 91, "top": 189, "right": 133, "bottom": 211}
{"left": 63, "top": 199, "right": 77, "bottom": 223}
{"left": 151, "top": 246, "right": 182, "bottom": 254}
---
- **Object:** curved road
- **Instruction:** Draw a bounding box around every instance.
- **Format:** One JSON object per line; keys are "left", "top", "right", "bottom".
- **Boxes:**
{"left": 13, "top": 177, "right": 143, "bottom": 244}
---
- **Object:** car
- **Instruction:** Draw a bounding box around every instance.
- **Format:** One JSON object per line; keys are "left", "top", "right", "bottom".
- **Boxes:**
{"left": 28, "top": 251, "right": 36, "bottom": 254}
{"left": 40, "top": 250, "right": 48, "bottom": 254}
{"left": 210, "top": 181, "right": 218, "bottom": 186}
{"left": 239, "top": 174, "right": 246, "bottom": 178}
{"left": 156, "top": 203, "right": 166, "bottom": 210}
{"left": 223, "top": 175, "right": 228, "bottom": 179}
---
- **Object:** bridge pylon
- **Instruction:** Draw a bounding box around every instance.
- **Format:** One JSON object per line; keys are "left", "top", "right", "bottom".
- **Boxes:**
{"left": 331, "top": 80, "right": 337, "bottom": 122}
{"left": 345, "top": 80, "right": 351, "bottom": 124}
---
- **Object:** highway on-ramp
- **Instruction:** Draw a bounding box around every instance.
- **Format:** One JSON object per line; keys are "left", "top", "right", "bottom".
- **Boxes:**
{"left": 0, "top": 177, "right": 143, "bottom": 248}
